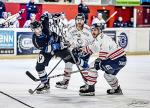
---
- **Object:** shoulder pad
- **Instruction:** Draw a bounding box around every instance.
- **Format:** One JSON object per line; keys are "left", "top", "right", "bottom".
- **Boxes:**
{"left": 68, "top": 24, "right": 75, "bottom": 31}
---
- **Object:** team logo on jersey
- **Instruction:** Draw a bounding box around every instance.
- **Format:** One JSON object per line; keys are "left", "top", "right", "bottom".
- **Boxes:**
{"left": 37, "top": 54, "right": 45, "bottom": 63}
{"left": 77, "top": 38, "right": 83, "bottom": 45}
{"left": 118, "top": 32, "right": 128, "bottom": 48}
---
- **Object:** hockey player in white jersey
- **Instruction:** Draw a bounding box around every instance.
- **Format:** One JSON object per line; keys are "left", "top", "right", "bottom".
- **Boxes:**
{"left": 55, "top": 13, "right": 95, "bottom": 89}
{"left": 79, "top": 23, "right": 127, "bottom": 96}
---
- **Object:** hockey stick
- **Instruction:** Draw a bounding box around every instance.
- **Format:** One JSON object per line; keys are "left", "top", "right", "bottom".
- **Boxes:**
{"left": 28, "top": 59, "right": 62, "bottom": 94}
{"left": 69, "top": 50, "right": 87, "bottom": 82}
{"left": 26, "top": 67, "right": 94, "bottom": 82}
{"left": 0, "top": 9, "right": 25, "bottom": 25}
{"left": 0, "top": 90, "right": 34, "bottom": 108}
{"left": 105, "top": 11, "right": 117, "bottom": 23}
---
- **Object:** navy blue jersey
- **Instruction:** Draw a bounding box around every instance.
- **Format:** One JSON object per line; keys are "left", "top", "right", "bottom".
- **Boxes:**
{"left": 32, "top": 32, "right": 62, "bottom": 53}
{"left": 32, "top": 33, "right": 49, "bottom": 50}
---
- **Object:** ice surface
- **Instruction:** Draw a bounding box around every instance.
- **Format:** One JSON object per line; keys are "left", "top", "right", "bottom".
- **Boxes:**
{"left": 0, "top": 55, "right": 150, "bottom": 108}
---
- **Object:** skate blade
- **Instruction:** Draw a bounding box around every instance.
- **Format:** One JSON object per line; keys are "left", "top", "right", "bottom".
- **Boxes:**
{"left": 55, "top": 85, "right": 68, "bottom": 89}
{"left": 79, "top": 92, "right": 95, "bottom": 96}
{"left": 36, "top": 89, "right": 50, "bottom": 94}
{"left": 107, "top": 92, "right": 123, "bottom": 95}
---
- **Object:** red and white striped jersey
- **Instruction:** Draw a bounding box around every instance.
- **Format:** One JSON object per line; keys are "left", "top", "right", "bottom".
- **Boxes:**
{"left": 85, "top": 33, "right": 125, "bottom": 60}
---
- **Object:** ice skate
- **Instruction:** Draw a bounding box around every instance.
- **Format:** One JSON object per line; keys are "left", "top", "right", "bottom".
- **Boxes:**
{"left": 107, "top": 85, "right": 123, "bottom": 95}
{"left": 79, "top": 85, "right": 95, "bottom": 96}
{"left": 80, "top": 84, "right": 87, "bottom": 90}
{"left": 55, "top": 79, "right": 69, "bottom": 89}
{"left": 36, "top": 79, "right": 50, "bottom": 94}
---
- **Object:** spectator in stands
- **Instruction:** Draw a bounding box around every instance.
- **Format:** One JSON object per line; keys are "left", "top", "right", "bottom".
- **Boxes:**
{"left": 0, "top": 12, "right": 8, "bottom": 28}
{"left": 78, "top": 0, "right": 90, "bottom": 24}
{"left": 0, "top": 0, "right": 5, "bottom": 18}
{"left": 113, "top": 16, "right": 124, "bottom": 28}
{"left": 8, "top": 12, "right": 20, "bottom": 28}
{"left": 26, "top": 0, "right": 38, "bottom": 20}
{"left": 126, "top": 17, "right": 134, "bottom": 27}
{"left": 92, "top": 13, "right": 106, "bottom": 25}
{"left": 23, "top": 13, "right": 36, "bottom": 28}
{"left": 64, "top": 0, "right": 72, "bottom": 3}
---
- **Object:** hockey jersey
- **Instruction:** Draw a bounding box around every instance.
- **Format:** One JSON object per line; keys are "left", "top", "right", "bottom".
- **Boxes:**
{"left": 66, "top": 24, "right": 94, "bottom": 48}
{"left": 85, "top": 33, "right": 125, "bottom": 60}
{"left": 32, "top": 32, "right": 62, "bottom": 53}
{"left": 49, "top": 18, "right": 67, "bottom": 37}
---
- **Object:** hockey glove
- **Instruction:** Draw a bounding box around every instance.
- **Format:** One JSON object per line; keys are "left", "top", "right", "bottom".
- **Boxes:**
{"left": 60, "top": 41, "right": 70, "bottom": 49}
{"left": 44, "top": 44, "right": 52, "bottom": 53}
{"left": 19, "top": 9, "right": 25, "bottom": 14}
{"left": 94, "top": 58, "right": 102, "bottom": 70}
{"left": 72, "top": 47, "right": 82, "bottom": 55}
{"left": 52, "top": 43, "right": 61, "bottom": 51}
{"left": 44, "top": 39, "right": 53, "bottom": 53}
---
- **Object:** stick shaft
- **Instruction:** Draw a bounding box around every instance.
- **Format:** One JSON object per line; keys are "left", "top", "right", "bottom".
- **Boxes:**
{"left": 106, "top": 11, "right": 117, "bottom": 23}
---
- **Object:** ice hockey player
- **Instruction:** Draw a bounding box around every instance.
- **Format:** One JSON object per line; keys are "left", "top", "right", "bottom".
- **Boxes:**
{"left": 30, "top": 20, "right": 57, "bottom": 94}
{"left": 55, "top": 13, "right": 94, "bottom": 89}
{"left": 30, "top": 13, "right": 92, "bottom": 94}
{"left": 79, "top": 23, "right": 127, "bottom": 96}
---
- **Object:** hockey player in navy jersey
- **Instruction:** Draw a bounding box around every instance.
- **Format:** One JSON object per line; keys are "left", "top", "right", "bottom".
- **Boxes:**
{"left": 31, "top": 21, "right": 61, "bottom": 94}
{"left": 79, "top": 23, "right": 127, "bottom": 96}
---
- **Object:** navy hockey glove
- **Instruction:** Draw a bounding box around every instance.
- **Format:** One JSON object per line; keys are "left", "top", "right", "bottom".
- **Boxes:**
{"left": 52, "top": 43, "right": 61, "bottom": 51}
{"left": 44, "top": 39, "right": 53, "bottom": 53}
{"left": 94, "top": 58, "right": 102, "bottom": 70}
{"left": 72, "top": 47, "right": 82, "bottom": 55}
{"left": 60, "top": 41, "right": 70, "bottom": 49}
{"left": 44, "top": 44, "right": 52, "bottom": 53}
{"left": 40, "top": 11, "right": 52, "bottom": 21}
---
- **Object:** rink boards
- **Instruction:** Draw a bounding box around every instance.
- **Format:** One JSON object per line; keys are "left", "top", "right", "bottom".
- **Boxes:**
{"left": 0, "top": 28, "right": 150, "bottom": 56}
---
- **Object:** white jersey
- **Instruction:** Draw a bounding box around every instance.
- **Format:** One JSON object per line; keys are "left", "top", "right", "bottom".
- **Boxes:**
{"left": 92, "top": 17, "right": 106, "bottom": 25}
{"left": 66, "top": 24, "right": 94, "bottom": 48}
{"left": 85, "top": 33, "right": 125, "bottom": 60}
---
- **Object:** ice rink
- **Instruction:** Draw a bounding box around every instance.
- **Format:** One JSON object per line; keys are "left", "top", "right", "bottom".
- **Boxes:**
{"left": 0, "top": 55, "right": 150, "bottom": 108}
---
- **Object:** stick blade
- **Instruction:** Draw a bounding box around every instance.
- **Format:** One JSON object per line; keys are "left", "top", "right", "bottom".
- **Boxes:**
{"left": 26, "top": 71, "right": 38, "bottom": 81}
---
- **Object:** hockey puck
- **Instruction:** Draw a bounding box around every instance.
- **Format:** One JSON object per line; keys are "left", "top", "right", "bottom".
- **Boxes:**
{"left": 28, "top": 89, "right": 34, "bottom": 94}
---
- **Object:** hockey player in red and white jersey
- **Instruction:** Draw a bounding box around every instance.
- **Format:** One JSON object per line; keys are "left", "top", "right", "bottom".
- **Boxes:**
{"left": 55, "top": 13, "right": 95, "bottom": 89}
{"left": 79, "top": 23, "right": 127, "bottom": 96}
